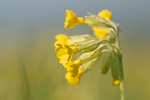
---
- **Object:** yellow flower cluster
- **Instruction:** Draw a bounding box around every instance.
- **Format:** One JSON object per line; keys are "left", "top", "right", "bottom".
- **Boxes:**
{"left": 55, "top": 9, "right": 121, "bottom": 86}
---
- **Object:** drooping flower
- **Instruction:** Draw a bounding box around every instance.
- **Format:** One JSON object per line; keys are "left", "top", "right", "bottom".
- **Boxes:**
{"left": 65, "top": 59, "right": 82, "bottom": 77}
{"left": 93, "top": 10, "right": 112, "bottom": 39}
{"left": 55, "top": 34, "right": 78, "bottom": 66}
{"left": 55, "top": 45, "right": 72, "bottom": 66}
{"left": 55, "top": 34, "right": 69, "bottom": 47}
{"left": 98, "top": 10, "right": 112, "bottom": 21}
{"left": 64, "top": 10, "right": 85, "bottom": 29}
{"left": 93, "top": 28, "right": 108, "bottom": 39}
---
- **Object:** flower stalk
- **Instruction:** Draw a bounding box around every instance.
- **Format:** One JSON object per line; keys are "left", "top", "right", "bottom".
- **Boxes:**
{"left": 118, "top": 56, "right": 126, "bottom": 100}
{"left": 115, "top": 25, "right": 126, "bottom": 100}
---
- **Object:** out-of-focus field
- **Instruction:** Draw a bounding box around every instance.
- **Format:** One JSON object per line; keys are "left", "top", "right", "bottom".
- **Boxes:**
{"left": 0, "top": 0, "right": 150, "bottom": 100}
{"left": 0, "top": 28, "right": 150, "bottom": 100}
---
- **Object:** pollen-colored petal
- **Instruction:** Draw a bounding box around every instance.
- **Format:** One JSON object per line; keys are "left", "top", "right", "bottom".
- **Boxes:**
{"left": 98, "top": 10, "right": 112, "bottom": 21}
{"left": 70, "top": 46, "right": 78, "bottom": 54}
{"left": 55, "top": 34, "right": 69, "bottom": 42}
{"left": 65, "top": 72, "right": 80, "bottom": 86}
{"left": 64, "top": 10, "right": 78, "bottom": 29}
{"left": 56, "top": 45, "right": 72, "bottom": 65}
{"left": 59, "top": 55, "right": 70, "bottom": 65}
{"left": 65, "top": 59, "right": 82, "bottom": 77}
{"left": 93, "top": 28, "right": 108, "bottom": 39}
{"left": 64, "top": 10, "right": 85, "bottom": 29}
{"left": 54, "top": 34, "right": 79, "bottom": 66}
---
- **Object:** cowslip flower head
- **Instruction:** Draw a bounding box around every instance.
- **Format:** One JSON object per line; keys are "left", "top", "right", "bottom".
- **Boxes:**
{"left": 55, "top": 34, "right": 78, "bottom": 66}
{"left": 55, "top": 10, "right": 122, "bottom": 87}
{"left": 64, "top": 10, "right": 85, "bottom": 29}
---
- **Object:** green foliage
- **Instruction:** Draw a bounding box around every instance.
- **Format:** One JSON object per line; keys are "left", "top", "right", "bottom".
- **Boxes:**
{"left": 101, "top": 53, "right": 113, "bottom": 74}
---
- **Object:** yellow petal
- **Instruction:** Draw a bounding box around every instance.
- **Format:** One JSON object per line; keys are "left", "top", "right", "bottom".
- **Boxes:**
{"left": 65, "top": 72, "right": 80, "bottom": 86}
{"left": 64, "top": 10, "right": 85, "bottom": 29}
{"left": 55, "top": 34, "right": 69, "bottom": 42}
{"left": 65, "top": 59, "right": 82, "bottom": 77}
{"left": 93, "top": 28, "right": 108, "bottom": 39}
{"left": 59, "top": 54, "right": 71, "bottom": 65}
{"left": 98, "top": 10, "right": 112, "bottom": 21}
{"left": 65, "top": 70, "right": 84, "bottom": 86}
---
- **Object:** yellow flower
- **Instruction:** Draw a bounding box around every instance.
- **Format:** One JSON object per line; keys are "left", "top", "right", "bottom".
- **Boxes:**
{"left": 98, "top": 10, "right": 112, "bottom": 21}
{"left": 64, "top": 10, "right": 85, "bottom": 29}
{"left": 65, "top": 70, "right": 84, "bottom": 86}
{"left": 55, "top": 34, "right": 78, "bottom": 65}
{"left": 55, "top": 34, "right": 69, "bottom": 46}
{"left": 93, "top": 28, "right": 108, "bottom": 39}
{"left": 93, "top": 10, "right": 112, "bottom": 39}
{"left": 65, "top": 59, "right": 82, "bottom": 77}
{"left": 55, "top": 45, "right": 73, "bottom": 66}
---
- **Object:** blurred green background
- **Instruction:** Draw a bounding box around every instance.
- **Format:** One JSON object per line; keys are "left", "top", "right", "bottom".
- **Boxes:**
{"left": 0, "top": 0, "right": 150, "bottom": 100}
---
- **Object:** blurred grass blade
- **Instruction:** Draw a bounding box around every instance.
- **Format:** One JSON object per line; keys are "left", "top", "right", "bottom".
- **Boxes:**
{"left": 18, "top": 58, "right": 30, "bottom": 100}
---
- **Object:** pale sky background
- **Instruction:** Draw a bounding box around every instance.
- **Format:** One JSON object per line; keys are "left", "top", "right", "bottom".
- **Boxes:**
{"left": 0, "top": 0, "right": 149, "bottom": 62}
{"left": 0, "top": 0, "right": 149, "bottom": 35}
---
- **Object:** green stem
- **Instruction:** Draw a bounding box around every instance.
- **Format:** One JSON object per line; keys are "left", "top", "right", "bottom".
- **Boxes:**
{"left": 111, "top": 21, "right": 125, "bottom": 100}
{"left": 118, "top": 56, "right": 125, "bottom": 100}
